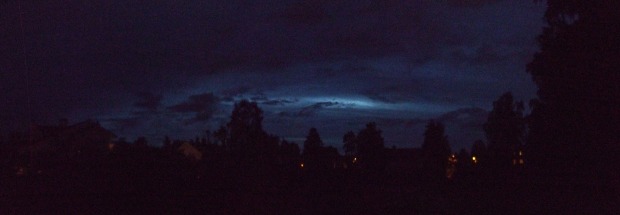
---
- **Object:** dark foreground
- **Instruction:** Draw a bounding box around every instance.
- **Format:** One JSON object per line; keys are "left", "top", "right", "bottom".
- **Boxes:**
{"left": 1, "top": 165, "right": 617, "bottom": 215}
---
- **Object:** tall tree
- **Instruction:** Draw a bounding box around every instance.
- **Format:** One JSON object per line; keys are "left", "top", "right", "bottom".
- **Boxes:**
{"left": 421, "top": 120, "right": 451, "bottom": 179}
{"left": 342, "top": 131, "right": 356, "bottom": 156}
{"left": 356, "top": 122, "right": 385, "bottom": 171}
{"left": 302, "top": 128, "right": 325, "bottom": 171}
{"left": 224, "top": 100, "right": 280, "bottom": 188}
{"left": 303, "top": 128, "right": 323, "bottom": 156}
{"left": 214, "top": 126, "right": 228, "bottom": 146}
{"left": 527, "top": 0, "right": 620, "bottom": 178}
{"left": 226, "top": 100, "right": 265, "bottom": 153}
{"left": 483, "top": 92, "right": 525, "bottom": 169}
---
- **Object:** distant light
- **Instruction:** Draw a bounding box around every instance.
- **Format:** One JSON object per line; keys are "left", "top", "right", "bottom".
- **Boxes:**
{"left": 448, "top": 154, "right": 457, "bottom": 164}
{"left": 300, "top": 163, "right": 304, "bottom": 168}
{"left": 352, "top": 157, "right": 357, "bottom": 163}
{"left": 16, "top": 167, "right": 25, "bottom": 176}
{"left": 519, "top": 159, "right": 524, "bottom": 165}
{"left": 518, "top": 150, "right": 523, "bottom": 156}
{"left": 472, "top": 156, "right": 478, "bottom": 164}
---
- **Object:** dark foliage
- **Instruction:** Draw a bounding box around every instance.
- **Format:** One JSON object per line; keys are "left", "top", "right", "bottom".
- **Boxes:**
{"left": 527, "top": 0, "right": 620, "bottom": 183}
{"left": 484, "top": 92, "right": 525, "bottom": 170}
{"left": 226, "top": 100, "right": 266, "bottom": 154}
{"left": 470, "top": 139, "right": 488, "bottom": 167}
{"left": 302, "top": 128, "right": 323, "bottom": 156}
{"left": 342, "top": 131, "right": 356, "bottom": 156}
{"left": 421, "top": 120, "right": 451, "bottom": 180}
{"left": 355, "top": 122, "right": 386, "bottom": 171}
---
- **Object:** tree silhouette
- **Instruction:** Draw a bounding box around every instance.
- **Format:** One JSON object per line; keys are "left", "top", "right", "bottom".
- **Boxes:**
{"left": 527, "top": 0, "right": 620, "bottom": 182}
{"left": 483, "top": 92, "right": 525, "bottom": 170}
{"left": 342, "top": 131, "right": 356, "bottom": 156}
{"left": 421, "top": 120, "right": 451, "bottom": 179}
{"left": 134, "top": 136, "right": 148, "bottom": 148}
{"left": 519, "top": 3, "right": 620, "bottom": 212}
{"left": 222, "top": 100, "right": 283, "bottom": 188}
{"left": 279, "top": 139, "right": 300, "bottom": 180}
{"left": 529, "top": 0, "right": 620, "bottom": 131}
{"left": 303, "top": 128, "right": 323, "bottom": 156}
{"left": 455, "top": 148, "right": 471, "bottom": 178}
{"left": 302, "top": 128, "right": 324, "bottom": 171}
{"left": 356, "top": 122, "right": 385, "bottom": 171}
{"left": 213, "top": 126, "right": 228, "bottom": 147}
{"left": 226, "top": 100, "right": 265, "bottom": 154}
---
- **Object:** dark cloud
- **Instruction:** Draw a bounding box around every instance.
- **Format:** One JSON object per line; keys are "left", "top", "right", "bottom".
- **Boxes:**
{"left": 0, "top": 0, "right": 545, "bottom": 147}
{"left": 103, "top": 117, "right": 142, "bottom": 133}
{"left": 435, "top": 107, "right": 489, "bottom": 150}
{"left": 249, "top": 93, "right": 269, "bottom": 102}
{"left": 448, "top": 43, "right": 512, "bottom": 66}
{"left": 168, "top": 93, "right": 219, "bottom": 113}
{"left": 447, "top": 0, "right": 503, "bottom": 7}
{"left": 280, "top": 0, "right": 330, "bottom": 25}
{"left": 363, "top": 94, "right": 400, "bottom": 104}
{"left": 277, "top": 102, "right": 341, "bottom": 117}
{"left": 133, "top": 92, "right": 163, "bottom": 112}
{"left": 220, "top": 86, "right": 252, "bottom": 98}
{"left": 377, "top": 117, "right": 427, "bottom": 128}
{"left": 437, "top": 107, "right": 488, "bottom": 129}
{"left": 168, "top": 93, "right": 219, "bottom": 122}
{"left": 297, "top": 102, "right": 340, "bottom": 117}
{"left": 261, "top": 99, "right": 298, "bottom": 106}
{"left": 363, "top": 86, "right": 413, "bottom": 104}
{"left": 219, "top": 86, "right": 258, "bottom": 102}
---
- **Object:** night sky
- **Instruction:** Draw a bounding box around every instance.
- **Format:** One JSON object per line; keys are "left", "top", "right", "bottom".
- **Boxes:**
{"left": 0, "top": 0, "right": 545, "bottom": 151}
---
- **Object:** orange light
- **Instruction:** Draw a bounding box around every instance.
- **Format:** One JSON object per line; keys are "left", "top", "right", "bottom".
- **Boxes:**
{"left": 448, "top": 154, "right": 457, "bottom": 164}
{"left": 300, "top": 163, "right": 304, "bottom": 168}
{"left": 472, "top": 156, "right": 477, "bottom": 164}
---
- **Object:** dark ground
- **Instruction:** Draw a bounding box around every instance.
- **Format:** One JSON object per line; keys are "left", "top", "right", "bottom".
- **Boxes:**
{"left": 1, "top": 164, "right": 617, "bottom": 214}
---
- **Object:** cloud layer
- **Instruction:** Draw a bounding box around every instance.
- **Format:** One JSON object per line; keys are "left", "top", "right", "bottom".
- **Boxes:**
{"left": 0, "top": 1, "right": 545, "bottom": 150}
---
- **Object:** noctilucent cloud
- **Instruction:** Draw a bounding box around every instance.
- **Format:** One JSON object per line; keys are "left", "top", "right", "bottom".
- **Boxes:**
{"left": 0, "top": 0, "right": 546, "bottom": 151}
